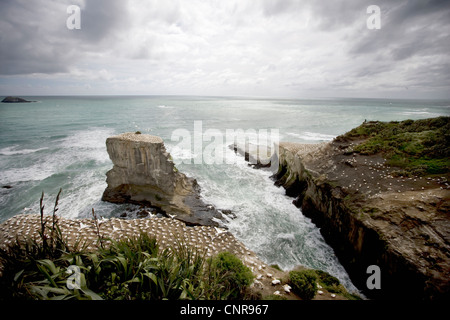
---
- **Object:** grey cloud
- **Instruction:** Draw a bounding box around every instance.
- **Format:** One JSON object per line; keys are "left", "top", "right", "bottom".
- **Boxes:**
{"left": 0, "top": 0, "right": 448, "bottom": 98}
{"left": 79, "top": 0, "right": 130, "bottom": 43}
{"left": 261, "top": 0, "right": 296, "bottom": 16}
{"left": 349, "top": 0, "right": 450, "bottom": 58}
{"left": 0, "top": 0, "right": 129, "bottom": 75}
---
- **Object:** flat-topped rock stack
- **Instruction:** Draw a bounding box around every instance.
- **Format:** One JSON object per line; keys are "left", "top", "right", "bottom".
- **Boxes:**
{"left": 102, "top": 132, "right": 223, "bottom": 226}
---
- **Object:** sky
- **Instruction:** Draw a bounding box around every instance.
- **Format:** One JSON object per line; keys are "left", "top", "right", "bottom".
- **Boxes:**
{"left": 0, "top": 0, "right": 449, "bottom": 99}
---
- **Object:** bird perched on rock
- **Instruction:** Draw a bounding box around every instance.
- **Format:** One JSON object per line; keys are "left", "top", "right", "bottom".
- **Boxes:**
{"left": 214, "top": 227, "right": 227, "bottom": 235}
{"left": 272, "top": 279, "right": 281, "bottom": 285}
{"left": 78, "top": 222, "right": 89, "bottom": 230}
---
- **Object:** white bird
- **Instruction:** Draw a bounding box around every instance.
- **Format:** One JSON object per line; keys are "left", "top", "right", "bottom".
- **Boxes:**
{"left": 214, "top": 227, "right": 227, "bottom": 235}
{"left": 331, "top": 294, "right": 336, "bottom": 298}
{"left": 318, "top": 290, "right": 323, "bottom": 295}
{"left": 273, "top": 291, "right": 281, "bottom": 296}
{"left": 271, "top": 279, "right": 281, "bottom": 285}
{"left": 78, "top": 222, "right": 89, "bottom": 230}
{"left": 266, "top": 273, "right": 273, "bottom": 278}
{"left": 168, "top": 214, "right": 177, "bottom": 219}
{"left": 283, "top": 284, "right": 291, "bottom": 293}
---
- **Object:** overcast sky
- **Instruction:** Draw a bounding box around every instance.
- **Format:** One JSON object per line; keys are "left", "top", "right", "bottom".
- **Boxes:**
{"left": 1, "top": 0, "right": 449, "bottom": 99}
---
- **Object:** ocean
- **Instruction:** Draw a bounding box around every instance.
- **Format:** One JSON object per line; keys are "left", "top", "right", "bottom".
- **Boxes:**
{"left": 1, "top": 95, "right": 449, "bottom": 294}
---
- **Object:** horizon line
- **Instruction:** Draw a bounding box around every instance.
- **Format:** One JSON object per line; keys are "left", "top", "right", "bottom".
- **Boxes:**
{"left": 2, "top": 94, "right": 450, "bottom": 102}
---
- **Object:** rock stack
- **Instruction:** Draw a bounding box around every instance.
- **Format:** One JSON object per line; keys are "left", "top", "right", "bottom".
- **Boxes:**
{"left": 102, "top": 132, "right": 222, "bottom": 226}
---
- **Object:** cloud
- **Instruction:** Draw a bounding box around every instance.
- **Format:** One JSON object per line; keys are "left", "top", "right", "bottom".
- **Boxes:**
{"left": 0, "top": 0, "right": 129, "bottom": 75}
{"left": 0, "top": 0, "right": 449, "bottom": 98}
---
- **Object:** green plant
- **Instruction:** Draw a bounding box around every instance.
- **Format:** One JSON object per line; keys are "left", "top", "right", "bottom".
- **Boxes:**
{"left": 0, "top": 191, "right": 257, "bottom": 301}
{"left": 339, "top": 117, "right": 450, "bottom": 177}
{"left": 208, "top": 251, "right": 255, "bottom": 299}
{"left": 289, "top": 270, "right": 317, "bottom": 300}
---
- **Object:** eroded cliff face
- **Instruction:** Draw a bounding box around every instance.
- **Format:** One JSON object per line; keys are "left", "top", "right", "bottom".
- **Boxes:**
{"left": 102, "top": 132, "right": 222, "bottom": 226}
{"left": 271, "top": 141, "right": 450, "bottom": 300}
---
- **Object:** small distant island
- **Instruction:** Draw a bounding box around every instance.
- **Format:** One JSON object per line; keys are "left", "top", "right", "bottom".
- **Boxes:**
{"left": 1, "top": 96, "right": 36, "bottom": 103}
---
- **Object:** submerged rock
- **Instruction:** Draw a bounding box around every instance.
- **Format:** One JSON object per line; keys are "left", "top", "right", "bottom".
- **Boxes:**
{"left": 101, "top": 132, "right": 223, "bottom": 226}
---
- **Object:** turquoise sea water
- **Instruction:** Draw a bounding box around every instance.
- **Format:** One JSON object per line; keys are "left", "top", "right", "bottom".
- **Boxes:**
{"left": 1, "top": 95, "right": 449, "bottom": 294}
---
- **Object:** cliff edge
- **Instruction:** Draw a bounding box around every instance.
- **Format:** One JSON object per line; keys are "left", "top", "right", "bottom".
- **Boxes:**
{"left": 269, "top": 117, "right": 450, "bottom": 299}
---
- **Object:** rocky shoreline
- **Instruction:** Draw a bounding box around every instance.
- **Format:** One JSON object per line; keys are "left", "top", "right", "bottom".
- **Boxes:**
{"left": 0, "top": 132, "right": 353, "bottom": 300}
{"left": 3, "top": 121, "right": 447, "bottom": 300}
{"left": 248, "top": 119, "right": 450, "bottom": 300}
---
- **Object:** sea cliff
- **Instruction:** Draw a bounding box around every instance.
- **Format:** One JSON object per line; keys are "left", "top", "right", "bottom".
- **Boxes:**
{"left": 267, "top": 118, "right": 449, "bottom": 299}
{"left": 101, "top": 132, "right": 223, "bottom": 226}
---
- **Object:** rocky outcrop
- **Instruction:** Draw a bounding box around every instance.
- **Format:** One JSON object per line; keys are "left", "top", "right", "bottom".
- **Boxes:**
{"left": 1, "top": 96, "right": 35, "bottom": 103}
{"left": 231, "top": 142, "right": 273, "bottom": 169}
{"left": 102, "top": 132, "right": 222, "bottom": 226}
{"left": 269, "top": 139, "right": 450, "bottom": 300}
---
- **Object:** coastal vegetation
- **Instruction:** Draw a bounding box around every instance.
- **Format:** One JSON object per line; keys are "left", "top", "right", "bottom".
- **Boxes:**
{"left": 341, "top": 116, "right": 450, "bottom": 177}
{"left": 0, "top": 193, "right": 255, "bottom": 300}
{"left": 288, "top": 270, "right": 317, "bottom": 300}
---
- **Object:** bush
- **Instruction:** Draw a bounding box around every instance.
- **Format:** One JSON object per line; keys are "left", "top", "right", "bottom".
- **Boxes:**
{"left": 209, "top": 252, "right": 254, "bottom": 299}
{"left": 342, "top": 117, "right": 450, "bottom": 176}
{"left": 289, "top": 270, "right": 317, "bottom": 300}
{"left": 315, "top": 269, "right": 340, "bottom": 287}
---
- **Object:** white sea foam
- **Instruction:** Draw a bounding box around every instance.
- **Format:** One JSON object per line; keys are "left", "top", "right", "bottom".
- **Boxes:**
{"left": 0, "top": 146, "right": 49, "bottom": 156}
{"left": 157, "top": 105, "right": 175, "bottom": 109}
{"left": 400, "top": 111, "right": 440, "bottom": 117}
{"left": 166, "top": 144, "right": 196, "bottom": 161}
{"left": 56, "top": 172, "right": 108, "bottom": 220}
{"left": 286, "top": 131, "right": 336, "bottom": 141}
{"left": 195, "top": 147, "right": 360, "bottom": 294}
{"left": 58, "top": 127, "right": 113, "bottom": 164}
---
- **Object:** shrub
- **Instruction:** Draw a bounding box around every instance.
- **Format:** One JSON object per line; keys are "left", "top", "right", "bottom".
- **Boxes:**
{"left": 315, "top": 269, "right": 340, "bottom": 287}
{"left": 342, "top": 117, "right": 450, "bottom": 176}
{"left": 289, "top": 270, "right": 317, "bottom": 300}
{"left": 209, "top": 251, "right": 254, "bottom": 299}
